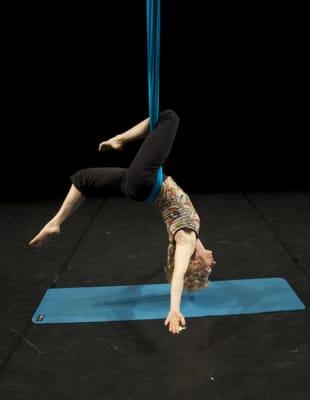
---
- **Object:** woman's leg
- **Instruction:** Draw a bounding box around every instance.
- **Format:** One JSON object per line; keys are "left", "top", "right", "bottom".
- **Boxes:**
{"left": 125, "top": 109, "right": 180, "bottom": 201}
{"left": 29, "top": 184, "right": 85, "bottom": 247}
{"left": 29, "top": 167, "right": 128, "bottom": 247}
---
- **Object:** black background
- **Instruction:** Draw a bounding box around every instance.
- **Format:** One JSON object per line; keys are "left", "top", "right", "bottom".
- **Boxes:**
{"left": 2, "top": 2, "right": 308, "bottom": 200}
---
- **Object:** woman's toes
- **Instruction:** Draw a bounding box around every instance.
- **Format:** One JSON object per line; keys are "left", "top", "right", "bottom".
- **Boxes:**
{"left": 29, "top": 224, "right": 60, "bottom": 247}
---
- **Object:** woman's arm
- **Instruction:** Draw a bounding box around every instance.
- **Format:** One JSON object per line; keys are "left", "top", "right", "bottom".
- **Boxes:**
{"left": 170, "top": 241, "right": 195, "bottom": 310}
{"left": 165, "top": 230, "right": 196, "bottom": 334}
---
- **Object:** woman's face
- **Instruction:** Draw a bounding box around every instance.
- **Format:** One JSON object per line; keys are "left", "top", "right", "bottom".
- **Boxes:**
{"left": 190, "top": 248, "right": 215, "bottom": 272}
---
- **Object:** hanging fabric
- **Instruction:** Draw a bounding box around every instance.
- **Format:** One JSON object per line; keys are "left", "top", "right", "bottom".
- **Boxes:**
{"left": 145, "top": 0, "right": 163, "bottom": 203}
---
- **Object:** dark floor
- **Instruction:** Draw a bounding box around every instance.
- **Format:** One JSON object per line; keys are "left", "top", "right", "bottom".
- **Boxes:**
{"left": 0, "top": 192, "right": 309, "bottom": 400}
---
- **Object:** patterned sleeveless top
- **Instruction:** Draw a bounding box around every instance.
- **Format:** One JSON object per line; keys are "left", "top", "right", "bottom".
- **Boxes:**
{"left": 153, "top": 176, "right": 200, "bottom": 244}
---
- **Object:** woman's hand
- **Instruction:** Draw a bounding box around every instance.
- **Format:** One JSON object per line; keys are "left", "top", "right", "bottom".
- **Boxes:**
{"left": 98, "top": 136, "right": 124, "bottom": 152}
{"left": 165, "top": 310, "right": 186, "bottom": 334}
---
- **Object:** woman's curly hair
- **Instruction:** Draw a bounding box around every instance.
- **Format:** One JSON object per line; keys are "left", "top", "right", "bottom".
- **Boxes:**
{"left": 165, "top": 243, "right": 212, "bottom": 292}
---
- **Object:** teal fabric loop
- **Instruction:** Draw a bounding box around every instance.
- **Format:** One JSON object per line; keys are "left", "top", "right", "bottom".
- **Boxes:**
{"left": 146, "top": 0, "right": 160, "bottom": 131}
{"left": 145, "top": 165, "right": 163, "bottom": 204}
{"left": 145, "top": 0, "right": 163, "bottom": 203}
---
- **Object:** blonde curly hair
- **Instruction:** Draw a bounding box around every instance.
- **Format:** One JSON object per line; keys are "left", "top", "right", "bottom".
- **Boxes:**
{"left": 164, "top": 243, "right": 212, "bottom": 292}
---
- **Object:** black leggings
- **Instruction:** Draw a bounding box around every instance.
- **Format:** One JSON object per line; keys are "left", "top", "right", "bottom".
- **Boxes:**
{"left": 70, "top": 109, "right": 180, "bottom": 202}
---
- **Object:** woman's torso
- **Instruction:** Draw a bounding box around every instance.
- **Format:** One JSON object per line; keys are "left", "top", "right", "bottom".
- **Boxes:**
{"left": 153, "top": 176, "right": 200, "bottom": 244}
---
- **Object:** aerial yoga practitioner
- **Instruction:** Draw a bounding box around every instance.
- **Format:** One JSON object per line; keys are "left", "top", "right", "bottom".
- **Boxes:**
{"left": 28, "top": 110, "right": 216, "bottom": 334}
{"left": 28, "top": 0, "right": 216, "bottom": 334}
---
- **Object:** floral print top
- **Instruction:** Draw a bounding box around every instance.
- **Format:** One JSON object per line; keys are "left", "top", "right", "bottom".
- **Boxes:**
{"left": 153, "top": 176, "right": 200, "bottom": 244}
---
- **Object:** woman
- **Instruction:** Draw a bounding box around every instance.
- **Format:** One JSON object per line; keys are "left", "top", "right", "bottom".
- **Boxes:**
{"left": 29, "top": 109, "right": 216, "bottom": 334}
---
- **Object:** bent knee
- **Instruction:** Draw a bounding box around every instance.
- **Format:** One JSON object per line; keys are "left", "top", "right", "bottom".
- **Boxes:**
{"left": 160, "top": 109, "right": 180, "bottom": 124}
{"left": 70, "top": 169, "right": 87, "bottom": 183}
{"left": 70, "top": 169, "right": 91, "bottom": 195}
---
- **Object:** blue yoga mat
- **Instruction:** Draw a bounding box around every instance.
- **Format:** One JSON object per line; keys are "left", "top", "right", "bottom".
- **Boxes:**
{"left": 32, "top": 278, "right": 305, "bottom": 324}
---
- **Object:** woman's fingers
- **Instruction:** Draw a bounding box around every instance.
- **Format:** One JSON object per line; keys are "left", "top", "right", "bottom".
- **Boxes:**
{"left": 98, "top": 141, "right": 109, "bottom": 151}
{"left": 165, "top": 314, "right": 186, "bottom": 334}
{"left": 167, "top": 317, "right": 175, "bottom": 333}
{"left": 172, "top": 318, "right": 184, "bottom": 334}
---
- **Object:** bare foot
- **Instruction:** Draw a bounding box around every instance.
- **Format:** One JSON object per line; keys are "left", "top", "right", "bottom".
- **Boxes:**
{"left": 98, "top": 136, "right": 124, "bottom": 152}
{"left": 29, "top": 222, "right": 60, "bottom": 247}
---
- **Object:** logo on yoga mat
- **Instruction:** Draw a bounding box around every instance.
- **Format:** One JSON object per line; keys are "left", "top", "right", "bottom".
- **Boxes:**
{"left": 36, "top": 314, "right": 45, "bottom": 322}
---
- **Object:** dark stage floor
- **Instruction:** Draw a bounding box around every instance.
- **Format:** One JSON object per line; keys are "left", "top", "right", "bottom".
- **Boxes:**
{"left": 0, "top": 192, "right": 309, "bottom": 400}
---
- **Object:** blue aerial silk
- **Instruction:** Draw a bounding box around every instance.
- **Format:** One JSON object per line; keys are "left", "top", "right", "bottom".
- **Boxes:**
{"left": 145, "top": 0, "right": 163, "bottom": 203}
